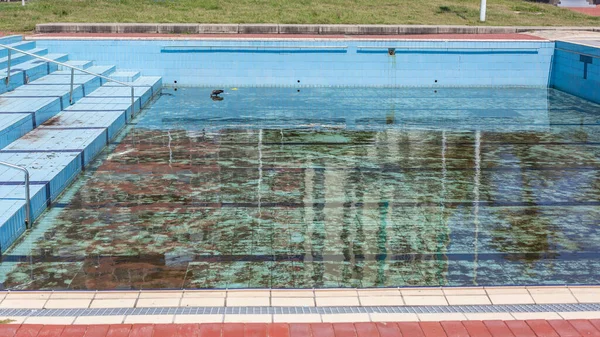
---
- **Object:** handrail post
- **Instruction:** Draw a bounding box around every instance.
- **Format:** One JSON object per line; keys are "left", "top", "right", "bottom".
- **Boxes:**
{"left": 5, "top": 50, "right": 10, "bottom": 85}
{"left": 24, "top": 168, "right": 30, "bottom": 228}
{"left": 69, "top": 68, "right": 75, "bottom": 105}
{"left": 0, "top": 161, "right": 31, "bottom": 228}
{"left": 131, "top": 87, "right": 135, "bottom": 117}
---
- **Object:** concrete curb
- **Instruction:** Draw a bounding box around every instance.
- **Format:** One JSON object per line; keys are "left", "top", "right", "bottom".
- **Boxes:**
{"left": 35, "top": 23, "right": 600, "bottom": 35}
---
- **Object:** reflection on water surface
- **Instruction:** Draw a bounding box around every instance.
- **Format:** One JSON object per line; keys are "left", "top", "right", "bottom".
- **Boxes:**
{"left": 3, "top": 87, "right": 600, "bottom": 290}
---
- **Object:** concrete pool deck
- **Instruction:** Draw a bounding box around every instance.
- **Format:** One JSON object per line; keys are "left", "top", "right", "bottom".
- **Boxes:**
{"left": 1, "top": 286, "right": 600, "bottom": 324}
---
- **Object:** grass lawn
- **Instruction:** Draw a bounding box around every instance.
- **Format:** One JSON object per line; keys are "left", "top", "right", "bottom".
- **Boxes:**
{"left": 0, "top": 0, "right": 599, "bottom": 33}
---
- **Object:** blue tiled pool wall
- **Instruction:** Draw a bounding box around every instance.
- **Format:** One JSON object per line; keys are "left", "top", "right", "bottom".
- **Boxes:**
{"left": 551, "top": 41, "right": 600, "bottom": 104}
{"left": 34, "top": 40, "right": 554, "bottom": 87}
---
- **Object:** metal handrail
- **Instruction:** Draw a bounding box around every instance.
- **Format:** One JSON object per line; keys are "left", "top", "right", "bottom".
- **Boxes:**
{"left": 0, "top": 43, "right": 136, "bottom": 115}
{"left": 0, "top": 161, "right": 30, "bottom": 228}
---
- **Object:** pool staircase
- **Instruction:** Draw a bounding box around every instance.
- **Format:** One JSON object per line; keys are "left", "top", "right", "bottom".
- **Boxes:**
{"left": 0, "top": 35, "right": 162, "bottom": 253}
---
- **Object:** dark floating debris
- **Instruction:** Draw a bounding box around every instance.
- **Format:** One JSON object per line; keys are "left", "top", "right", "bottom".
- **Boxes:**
{"left": 211, "top": 89, "right": 224, "bottom": 97}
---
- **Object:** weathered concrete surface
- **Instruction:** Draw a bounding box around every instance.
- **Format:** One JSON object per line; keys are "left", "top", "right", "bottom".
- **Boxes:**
{"left": 117, "top": 24, "right": 159, "bottom": 34}
{"left": 397, "top": 25, "right": 439, "bottom": 34}
{"left": 198, "top": 24, "right": 239, "bottom": 34}
{"left": 279, "top": 24, "right": 320, "bottom": 34}
{"left": 357, "top": 25, "right": 399, "bottom": 35}
{"left": 527, "top": 29, "right": 600, "bottom": 40}
{"left": 158, "top": 24, "right": 200, "bottom": 34}
{"left": 238, "top": 24, "right": 278, "bottom": 34}
{"left": 36, "top": 23, "right": 78, "bottom": 33}
{"left": 34, "top": 23, "right": 600, "bottom": 35}
{"left": 437, "top": 25, "right": 479, "bottom": 34}
{"left": 319, "top": 24, "right": 360, "bottom": 35}
{"left": 76, "top": 24, "right": 119, "bottom": 33}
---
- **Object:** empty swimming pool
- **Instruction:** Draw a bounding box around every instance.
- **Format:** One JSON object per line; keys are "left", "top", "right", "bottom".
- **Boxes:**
{"left": 1, "top": 86, "right": 600, "bottom": 290}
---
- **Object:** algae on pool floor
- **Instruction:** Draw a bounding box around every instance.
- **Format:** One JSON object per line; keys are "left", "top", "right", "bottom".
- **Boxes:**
{"left": 2, "top": 87, "right": 600, "bottom": 290}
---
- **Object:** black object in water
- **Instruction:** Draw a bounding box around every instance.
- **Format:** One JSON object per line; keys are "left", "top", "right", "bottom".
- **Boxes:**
{"left": 211, "top": 89, "right": 224, "bottom": 97}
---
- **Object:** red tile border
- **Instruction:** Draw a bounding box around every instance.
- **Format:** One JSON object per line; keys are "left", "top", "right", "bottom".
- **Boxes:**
{"left": 440, "top": 321, "right": 469, "bottom": 337}
{"left": 26, "top": 33, "right": 546, "bottom": 40}
{"left": 268, "top": 324, "right": 290, "bottom": 337}
{"left": 0, "top": 325, "right": 20, "bottom": 337}
{"left": 127, "top": 325, "right": 153, "bottom": 337}
{"left": 547, "top": 320, "right": 581, "bottom": 337}
{"left": 244, "top": 323, "right": 268, "bottom": 337}
{"left": 222, "top": 323, "right": 244, "bottom": 337}
{"left": 354, "top": 322, "right": 380, "bottom": 337}
{"left": 197, "top": 323, "right": 220, "bottom": 337}
{"left": 1, "top": 321, "right": 600, "bottom": 337}
{"left": 310, "top": 323, "right": 335, "bottom": 337}
{"left": 375, "top": 322, "right": 402, "bottom": 337}
{"left": 331, "top": 323, "right": 356, "bottom": 337}
{"left": 525, "top": 320, "right": 560, "bottom": 337}
{"left": 105, "top": 325, "right": 131, "bottom": 337}
{"left": 175, "top": 324, "right": 197, "bottom": 337}
{"left": 483, "top": 321, "right": 515, "bottom": 337}
{"left": 81, "top": 325, "right": 110, "bottom": 337}
{"left": 397, "top": 322, "right": 426, "bottom": 337}
{"left": 58, "top": 326, "right": 86, "bottom": 337}
{"left": 13, "top": 325, "right": 43, "bottom": 337}
{"left": 152, "top": 324, "right": 175, "bottom": 337}
{"left": 568, "top": 319, "right": 600, "bottom": 337}
{"left": 420, "top": 322, "right": 448, "bottom": 337}
{"left": 504, "top": 321, "right": 537, "bottom": 337}
{"left": 462, "top": 321, "right": 492, "bottom": 337}
{"left": 289, "top": 323, "right": 312, "bottom": 337}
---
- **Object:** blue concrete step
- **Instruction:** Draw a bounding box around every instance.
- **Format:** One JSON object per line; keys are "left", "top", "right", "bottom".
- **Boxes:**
{"left": 0, "top": 64, "right": 114, "bottom": 149}
{"left": 42, "top": 111, "right": 127, "bottom": 143}
{"left": 0, "top": 41, "right": 36, "bottom": 59}
{"left": 0, "top": 73, "right": 161, "bottom": 253}
{"left": 0, "top": 35, "right": 23, "bottom": 46}
{"left": 68, "top": 96, "right": 141, "bottom": 117}
{"left": 0, "top": 151, "right": 82, "bottom": 251}
{"left": 109, "top": 70, "right": 140, "bottom": 82}
{"left": 27, "top": 65, "right": 116, "bottom": 95}
{"left": 0, "top": 54, "right": 69, "bottom": 95}
{"left": 66, "top": 76, "right": 161, "bottom": 120}
{"left": 0, "top": 48, "right": 48, "bottom": 71}
{"left": 0, "top": 96, "right": 62, "bottom": 129}
{"left": 49, "top": 65, "right": 116, "bottom": 77}
{"left": 0, "top": 184, "right": 46, "bottom": 251}
{"left": 1, "top": 84, "right": 85, "bottom": 111}
{"left": 1, "top": 127, "right": 108, "bottom": 168}
{"left": 0, "top": 114, "right": 33, "bottom": 153}
{"left": 58, "top": 60, "right": 93, "bottom": 71}
{"left": 103, "top": 76, "right": 162, "bottom": 96}
{"left": 0, "top": 35, "right": 163, "bottom": 253}
{"left": 86, "top": 86, "right": 154, "bottom": 111}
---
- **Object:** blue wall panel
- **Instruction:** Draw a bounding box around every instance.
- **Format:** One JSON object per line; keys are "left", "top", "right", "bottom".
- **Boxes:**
{"left": 34, "top": 39, "right": 555, "bottom": 88}
{"left": 552, "top": 41, "right": 600, "bottom": 104}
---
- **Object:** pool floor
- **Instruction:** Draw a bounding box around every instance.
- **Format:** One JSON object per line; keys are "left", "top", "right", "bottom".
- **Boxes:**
{"left": 2, "top": 87, "right": 600, "bottom": 290}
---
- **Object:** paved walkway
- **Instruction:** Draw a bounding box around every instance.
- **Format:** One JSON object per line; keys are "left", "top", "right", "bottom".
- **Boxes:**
{"left": 1, "top": 287, "right": 600, "bottom": 324}
{"left": 2, "top": 321, "right": 600, "bottom": 336}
